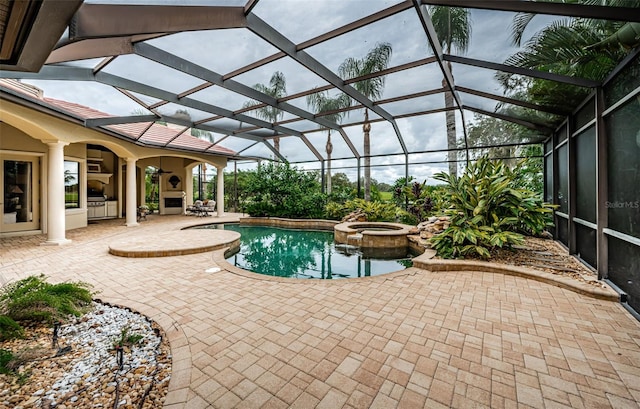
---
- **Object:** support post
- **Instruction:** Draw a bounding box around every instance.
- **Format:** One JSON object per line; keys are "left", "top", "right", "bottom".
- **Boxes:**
{"left": 595, "top": 87, "right": 608, "bottom": 279}
{"left": 357, "top": 157, "right": 361, "bottom": 198}
{"left": 568, "top": 116, "right": 577, "bottom": 255}
{"left": 43, "top": 141, "right": 71, "bottom": 246}
{"left": 125, "top": 157, "right": 139, "bottom": 227}
{"left": 216, "top": 166, "right": 224, "bottom": 217}
{"left": 320, "top": 160, "right": 325, "bottom": 194}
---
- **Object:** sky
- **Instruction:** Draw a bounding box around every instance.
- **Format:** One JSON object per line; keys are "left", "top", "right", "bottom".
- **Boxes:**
{"left": 19, "top": 0, "right": 561, "bottom": 185}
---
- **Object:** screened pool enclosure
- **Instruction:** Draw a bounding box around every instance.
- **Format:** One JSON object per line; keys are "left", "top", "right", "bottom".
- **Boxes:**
{"left": 0, "top": 0, "right": 639, "bottom": 313}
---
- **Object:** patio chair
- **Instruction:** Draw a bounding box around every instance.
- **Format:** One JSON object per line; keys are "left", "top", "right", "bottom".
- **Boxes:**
{"left": 137, "top": 206, "right": 148, "bottom": 221}
{"left": 186, "top": 200, "right": 203, "bottom": 216}
{"left": 197, "top": 200, "right": 216, "bottom": 217}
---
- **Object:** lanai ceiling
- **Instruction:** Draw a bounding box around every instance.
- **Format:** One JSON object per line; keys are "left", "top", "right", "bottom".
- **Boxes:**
{"left": 1, "top": 0, "right": 639, "bottom": 175}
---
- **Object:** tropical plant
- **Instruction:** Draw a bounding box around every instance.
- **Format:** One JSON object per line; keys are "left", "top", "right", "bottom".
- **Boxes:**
{"left": 245, "top": 162, "right": 326, "bottom": 219}
{"left": 428, "top": 6, "right": 472, "bottom": 178}
{"left": 402, "top": 181, "right": 437, "bottom": 223}
{"left": 430, "top": 156, "right": 555, "bottom": 258}
{"left": 0, "top": 275, "right": 94, "bottom": 323}
{"left": 242, "top": 71, "right": 287, "bottom": 153}
{"left": 338, "top": 42, "right": 392, "bottom": 201}
{"left": 306, "top": 90, "right": 352, "bottom": 194}
{"left": 392, "top": 176, "right": 415, "bottom": 207}
{"left": 324, "top": 198, "right": 408, "bottom": 223}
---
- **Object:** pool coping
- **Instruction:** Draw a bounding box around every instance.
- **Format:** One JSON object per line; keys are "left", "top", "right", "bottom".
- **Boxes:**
{"left": 412, "top": 253, "right": 620, "bottom": 302}
{"left": 212, "top": 218, "right": 619, "bottom": 301}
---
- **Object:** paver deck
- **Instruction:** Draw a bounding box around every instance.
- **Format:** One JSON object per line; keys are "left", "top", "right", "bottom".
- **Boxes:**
{"left": 1, "top": 214, "right": 640, "bottom": 408}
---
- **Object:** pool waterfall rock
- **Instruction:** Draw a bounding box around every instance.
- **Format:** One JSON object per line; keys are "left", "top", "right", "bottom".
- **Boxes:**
{"left": 406, "top": 216, "right": 450, "bottom": 250}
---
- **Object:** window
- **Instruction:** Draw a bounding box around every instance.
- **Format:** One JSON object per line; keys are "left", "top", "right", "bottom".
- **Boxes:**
{"left": 64, "top": 161, "right": 80, "bottom": 209}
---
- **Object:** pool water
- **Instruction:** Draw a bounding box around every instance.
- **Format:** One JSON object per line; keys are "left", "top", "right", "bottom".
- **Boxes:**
{"left": 198, "top": 224, "right": 414, "bottom": 279}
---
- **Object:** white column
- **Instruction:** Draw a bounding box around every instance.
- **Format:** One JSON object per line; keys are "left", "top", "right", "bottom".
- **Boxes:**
{"left": 216, "top": 166, "right": 224, "bottom": 217}
{"left": 125, "top": 158, "right": 139, "bottom": 227}
{"left": 43, "top": 141, "right": 71, "bottom": 245}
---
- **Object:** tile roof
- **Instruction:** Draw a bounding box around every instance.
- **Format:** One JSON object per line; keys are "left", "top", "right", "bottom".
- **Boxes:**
{"left": 0, "top": 79, "right": 236, "bottom": 156}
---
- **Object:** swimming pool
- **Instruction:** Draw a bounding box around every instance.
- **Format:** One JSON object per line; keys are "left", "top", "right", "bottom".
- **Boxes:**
{"left": 196, "top": 224, "right": 414, "bottom": 279}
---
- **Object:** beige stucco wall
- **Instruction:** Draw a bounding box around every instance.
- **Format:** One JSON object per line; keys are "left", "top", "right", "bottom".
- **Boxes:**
{"left": 0, "top": 122, "right": 47, "bottom": 153}
{"left": 1, "top": 96, "right": 228, "bottom": 236}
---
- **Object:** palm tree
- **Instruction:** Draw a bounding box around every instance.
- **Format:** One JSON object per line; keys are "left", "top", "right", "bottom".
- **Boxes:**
{"left": 306, "top": 91, "right": 352, "bottom": 194}
{"left": 509, "top": 0, "right": 638, "bottom": 47}
{"left": 243, "top": 71, "right": 287, "bottom": 154}
{"left": 498, "top": 14, "right": 635, "bottom": 110}
{"left": 428, "top": 6, "right": 471, "bottom": 178}
{"left": 338, "top": 42, "right": 392, "bottom": 201}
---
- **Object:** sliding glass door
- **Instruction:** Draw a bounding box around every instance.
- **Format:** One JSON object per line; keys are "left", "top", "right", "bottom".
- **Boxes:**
{"left": 1, "top": 156, "right": 40, "bottom": 233}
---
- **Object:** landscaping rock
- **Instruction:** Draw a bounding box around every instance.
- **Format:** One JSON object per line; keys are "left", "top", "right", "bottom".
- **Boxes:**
{"left": 341, "top": 209, "right": 367, "bottom": 222}
{"left": 417, "top": 215, "right": 450, "bottom": 236}
{"left": 0, "top": 302, "right": 171, "bottom": 409}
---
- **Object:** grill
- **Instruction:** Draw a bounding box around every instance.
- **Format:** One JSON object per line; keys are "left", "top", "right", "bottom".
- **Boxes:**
{"left": 87, "top": 196, "right": 105, "bottom": 207}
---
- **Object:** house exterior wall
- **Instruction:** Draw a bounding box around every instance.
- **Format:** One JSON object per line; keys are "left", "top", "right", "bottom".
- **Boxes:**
{"left": 1, "top": 98, "right": 227, "bottom": 239}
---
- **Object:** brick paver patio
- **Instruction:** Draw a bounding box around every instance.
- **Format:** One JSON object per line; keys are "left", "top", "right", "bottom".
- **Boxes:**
{"left": 1, "top": 214, "right": 639, "bottom": 408}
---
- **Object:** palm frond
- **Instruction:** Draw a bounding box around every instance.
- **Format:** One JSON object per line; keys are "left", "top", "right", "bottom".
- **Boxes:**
{"left": 428, "top": 6, "right": 471, "bottom": 53}
{"left": 338, "top": 43, "right": 392, "bottom": 101}
{"left": 245, "top": 72, "right": 287, "bottom": 122}
{"left": 306, "top": 90, "right": 352, "bottom": 124}
{"left": 511, "top": 12, "right": 536, "bottom": 46}
{"left": 338, "top": 58, "right": 362, "bottom": 80}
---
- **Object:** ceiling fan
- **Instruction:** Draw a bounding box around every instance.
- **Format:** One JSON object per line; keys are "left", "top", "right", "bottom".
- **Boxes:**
{"left": 155, "top": 156, "right": 172, "bottom": 175}
{"left": 151, "top": 156, "right": 172, "bottom": 183}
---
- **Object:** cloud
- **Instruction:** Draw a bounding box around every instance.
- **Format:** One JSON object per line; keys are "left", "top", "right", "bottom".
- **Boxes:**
{"left": 14, "top": 1, "right": 558, "bottom": 185}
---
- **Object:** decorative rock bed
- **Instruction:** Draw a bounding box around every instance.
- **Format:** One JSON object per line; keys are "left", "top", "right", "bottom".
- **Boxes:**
{"left": 0, "top": 302, "right": 171, "bottom": 409}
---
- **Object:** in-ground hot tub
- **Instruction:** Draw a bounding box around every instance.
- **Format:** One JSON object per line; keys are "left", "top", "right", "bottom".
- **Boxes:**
{"left": 334, "top": 222, "right": 415, "bottom": 254}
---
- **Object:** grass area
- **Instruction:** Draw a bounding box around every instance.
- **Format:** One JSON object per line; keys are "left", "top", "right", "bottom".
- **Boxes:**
{"left": 379, "top": 191, "right": 393, "bottom": 201}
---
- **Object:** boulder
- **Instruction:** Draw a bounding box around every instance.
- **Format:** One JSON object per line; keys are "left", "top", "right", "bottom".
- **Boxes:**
{"left": 341, "top": 210, "right": 367, "bottom": 223}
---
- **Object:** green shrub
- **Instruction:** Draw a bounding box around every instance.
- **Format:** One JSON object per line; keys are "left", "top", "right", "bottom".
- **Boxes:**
{"left": 0, "top": 349, "right": 14, "bottom": 375}
{"left": 245, "top": 162, "right": 327, "bottom": 219}
{"left": 430, "top": 157, "right": 555, "bottom": 259}
{"left": 349, "top": 199, "right": 396, "bottom": 221}
{"left": 324, "top": 202, "right": 349, "bottom": 220}
{"left": 0, "top": 274, "right": 94, "bottom": 323}
{"left": 396, "top": 209, "right": 418, "bottom": 226}
{"left": 0, "top": 315, "right": 23, "bottom": 341}
{"left": 325, "top": 198, "right": 412, "bottom": 223}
